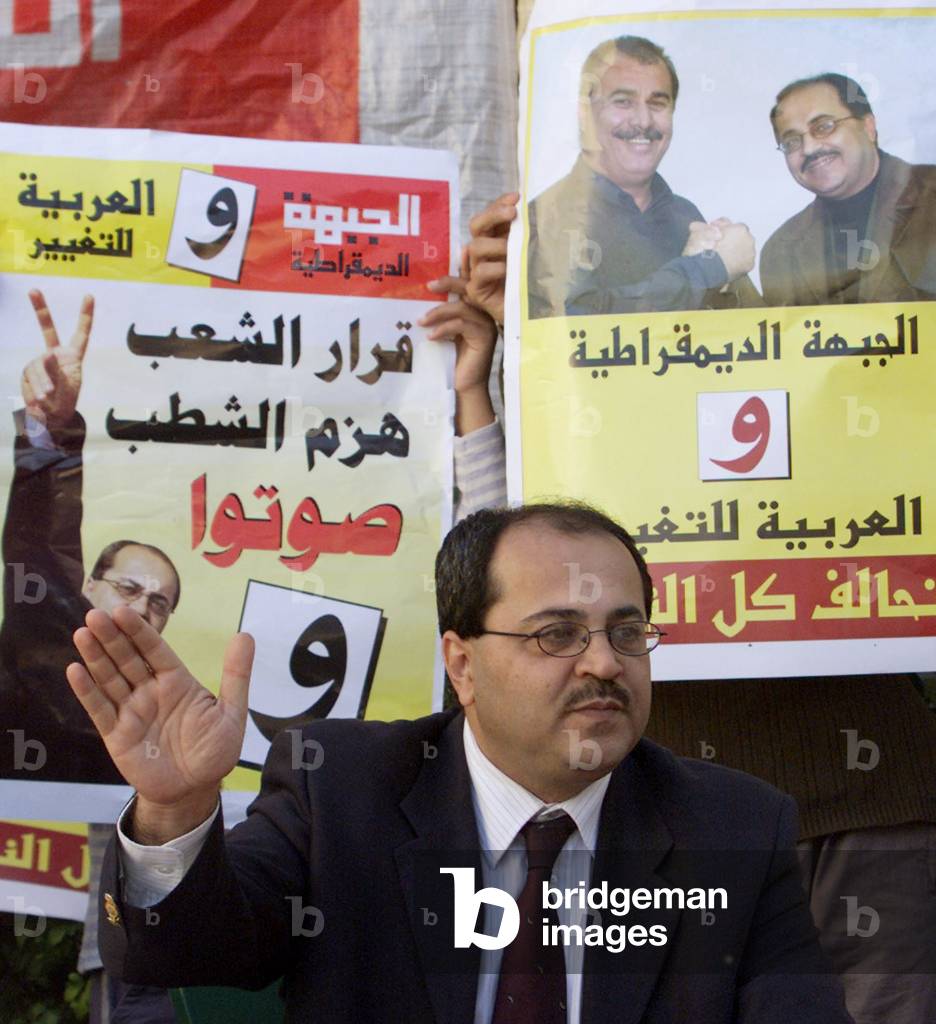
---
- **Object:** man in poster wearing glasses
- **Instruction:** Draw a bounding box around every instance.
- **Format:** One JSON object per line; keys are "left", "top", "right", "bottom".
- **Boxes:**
{"left": 761, "top": 72, "right": 936, "bottom": 306}
{"left": 0, "top": 290, "right": 181, "bottom": 786}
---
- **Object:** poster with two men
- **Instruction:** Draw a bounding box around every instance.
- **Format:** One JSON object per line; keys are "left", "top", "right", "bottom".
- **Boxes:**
{"left": 509, "top": 0, "right": 936, "bottom": 679}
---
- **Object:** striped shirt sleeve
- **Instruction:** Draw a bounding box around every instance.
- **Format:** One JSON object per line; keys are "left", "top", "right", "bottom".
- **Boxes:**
{"left": 453, "top": 419, "right": 508, "bottom": 522}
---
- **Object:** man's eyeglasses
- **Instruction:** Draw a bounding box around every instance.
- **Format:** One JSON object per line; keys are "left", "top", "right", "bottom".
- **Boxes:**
{"left": 98, "top": 576, "right": 173, "bottom": 618}
{"left": 478, "top": 621, "right": 666, "bottom": 658}
{"left": 776, "top": 115, "right": 860, "bottom": 155}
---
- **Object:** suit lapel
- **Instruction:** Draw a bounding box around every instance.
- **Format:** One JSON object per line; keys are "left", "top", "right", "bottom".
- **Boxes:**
{"left": 862, "top": 152, "right": 914, "bottom": 302}
{"left": 581, "top": 752, "right": 678, "bottom": 1024}
{"left": 395, "top": 712, "right": 481, "bottom": 1024}
{"left": 787, "top": 201, "right": 829, "bottom": 304}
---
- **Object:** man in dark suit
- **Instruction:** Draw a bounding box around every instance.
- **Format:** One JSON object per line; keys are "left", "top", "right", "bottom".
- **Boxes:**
{"left": 761, "top": 72, "right": 936, "bottom": 305}
{"left": 0, "top": 289, "right": 180, "bottom": 784}
{"left": 0, "top": 289, "right": 181, "bottom": 1024}
{"left": 72, "top": 504, "right": 851, "bottom": 1022}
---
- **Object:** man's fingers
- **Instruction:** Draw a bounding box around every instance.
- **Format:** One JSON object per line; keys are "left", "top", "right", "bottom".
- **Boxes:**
{"left": 24, "top": 361, "right": 51, "bottom": 403}
{"left": 73, "top": 621, "right": 135, "bottom": 704}
{"left": 218, "top": 632, "right": 254, "bottom": 720}
{"left": 70, "top": 294, "right": 94, "bottom": 359}
{"left": 466, "top": 236, "right": 507, "bottom": 266}
{"left": 82, "top": 609, "right": 155, "bottom": 689}
{"left": 427, "top": 316, "right": 466, "bottom": 341}
{"left": 469, "top": 261, "right": 507, "bottom": 286}
{"left": 43, "top": 352, "right": 64, "bottom": 388}
{"left": 419, "top": 298, "right": 467, "bottom": 324}
{"left": 468, "top": 193, "right": 519, "bottom": 239}
{"left": 28, "top": 289, "right": 61, "bottom": 350}
{"left": 65, "top": 661, "right": 118, "bottom": 738}
{"left": 109, "top": 604, "right": 184, "bottom": 674}
{"left": 21, "top": 374, "right": 37, "bottom": 410}
{"left": 426, "top": 275, "right": 467, "bottom": 296}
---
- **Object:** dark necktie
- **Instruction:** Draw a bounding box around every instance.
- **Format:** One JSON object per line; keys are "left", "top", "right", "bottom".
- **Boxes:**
{"left": 491, "top": 811, "right": 577, "bottom": 1024}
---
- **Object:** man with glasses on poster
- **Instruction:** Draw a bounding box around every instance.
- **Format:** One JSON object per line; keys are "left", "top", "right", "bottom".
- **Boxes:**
{"left": 761, "top": 72, "right": 936, "bottom": 305}
{"left": 0, "top": 290, "right": 182, "bottom": 1023}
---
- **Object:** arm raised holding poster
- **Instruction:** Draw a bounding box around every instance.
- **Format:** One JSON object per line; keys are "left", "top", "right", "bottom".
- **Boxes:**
{"left": 424, "top": 265, "right": 499, "bottom": 436}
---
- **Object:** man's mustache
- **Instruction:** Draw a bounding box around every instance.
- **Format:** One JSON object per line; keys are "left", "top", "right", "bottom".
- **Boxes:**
{"left": 612, "top": 127, "right": 664, "bottom": 142}
{"left": 800, "top": 148, "right": 839, "bottom": 172}
{"left": 564, "top": 678, "right": 632, "bottom": 712}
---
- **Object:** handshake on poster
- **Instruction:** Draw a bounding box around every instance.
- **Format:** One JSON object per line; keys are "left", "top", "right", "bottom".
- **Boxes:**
{"left": 681, "top": 219, "right": 756, "bottom": 282}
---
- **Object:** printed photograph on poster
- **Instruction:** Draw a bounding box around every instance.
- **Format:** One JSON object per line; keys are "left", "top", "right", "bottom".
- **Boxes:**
{"left": 511, "top": 6, "right": 936, "bottom": 678}
{"left": 524, "top": 9, "right": 936, "bottom": 317}
{"left": 0, "top": 124, "right": 458, "bottom": 821}
{"left": 0, "top": 820, "right": 89, "bottom": 923}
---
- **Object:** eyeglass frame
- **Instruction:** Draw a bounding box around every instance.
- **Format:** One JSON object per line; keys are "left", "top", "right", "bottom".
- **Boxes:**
{"left": 775, "top": 115, "right": 862, "bottom": 155}
{"left": 96, "top": 575, "right": 174, "bottom": 618}
{"left": 477, "top": 620, "right": 666, "bottom": 658}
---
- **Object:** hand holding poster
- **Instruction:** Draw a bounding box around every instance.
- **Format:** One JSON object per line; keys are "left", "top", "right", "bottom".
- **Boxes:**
{"left": 508, "top": 0, "right": 936, "bottom": 679}
{"left": 0, "top": 124, "right": 458, "bottom": 823}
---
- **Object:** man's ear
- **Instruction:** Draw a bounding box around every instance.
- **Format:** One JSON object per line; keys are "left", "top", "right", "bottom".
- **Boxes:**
{"left": 441, "top": 630, "right": 475, "bottom": 709}
{"left": 81, "top": 576, "right": 95, "bottom": 601}
{"left": 862, "top": 113, "right": 878, "bottom": 145}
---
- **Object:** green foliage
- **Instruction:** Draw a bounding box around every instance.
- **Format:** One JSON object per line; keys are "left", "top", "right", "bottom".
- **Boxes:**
{"left": 0, "top": 914, "right": 90, "bottom": 1023}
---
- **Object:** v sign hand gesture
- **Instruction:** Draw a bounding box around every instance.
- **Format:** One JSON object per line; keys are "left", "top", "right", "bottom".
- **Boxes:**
{"left": 21, "top": 289, "right": 93, "bottom": 439}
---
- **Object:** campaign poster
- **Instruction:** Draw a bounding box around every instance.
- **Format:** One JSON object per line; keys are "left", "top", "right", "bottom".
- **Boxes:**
{"left": 0, "top": 123, "right": 458, "bottom": 820}
{"left": 507, "top": 0, "right": 936, "bottom": 679}
{"left": 0, "top": 820, "right": 89, "bottom": 923}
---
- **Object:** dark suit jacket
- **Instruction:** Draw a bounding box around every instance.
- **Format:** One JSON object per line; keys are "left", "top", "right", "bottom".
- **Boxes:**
{"left": 99, "top": 710, "right": 851, "bottom": 1023}
{"left": 0, "top": 411, "right": 123, "bottom": 783}
{"left": 760, "top": 151, "right": 936, "bottom": 305}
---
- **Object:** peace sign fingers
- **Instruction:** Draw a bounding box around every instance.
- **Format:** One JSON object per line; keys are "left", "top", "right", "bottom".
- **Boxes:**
{"left": 28, "top": 289, "right": 61, "bottom": 350}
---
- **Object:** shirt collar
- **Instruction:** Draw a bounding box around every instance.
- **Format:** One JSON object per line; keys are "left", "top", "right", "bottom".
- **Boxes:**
{"left": 572, "top": 154, "right": 672, "bottom": 213}
{"left": 462, "top": 718, "right": 611, "bottom": 867}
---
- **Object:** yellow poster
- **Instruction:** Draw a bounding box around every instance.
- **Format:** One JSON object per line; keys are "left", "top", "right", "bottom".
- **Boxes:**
{"left": 508, "top": 3, "right": 936, "bottom": 678}
{"left": 0, "top": 124, "right": 458, "bottom": 821}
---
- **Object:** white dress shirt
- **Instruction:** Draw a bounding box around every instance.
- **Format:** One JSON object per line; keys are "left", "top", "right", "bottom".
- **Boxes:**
{"left": 117, "top": 719, "right": 612, "bottom": 1023}
{"left": 462, "top": 720, "right": 610, "bottom": 1024}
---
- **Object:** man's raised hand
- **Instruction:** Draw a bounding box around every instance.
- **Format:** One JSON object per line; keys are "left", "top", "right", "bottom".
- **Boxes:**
{"left": 422, "top": 270, "right": 498, "bottom": 436}
{"left": 67, "top": 607, "right": 254, "bottom": 838}
{"left": 465, "top": 192, "right": 518, "bottom": 325}
{"left": 21, "top": 289, "right": 93, "bottom": 436}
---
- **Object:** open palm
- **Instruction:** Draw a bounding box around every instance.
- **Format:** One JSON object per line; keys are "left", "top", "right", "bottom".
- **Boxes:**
{"left": 67, "top": 606, "right": 254, "bottom": 805}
